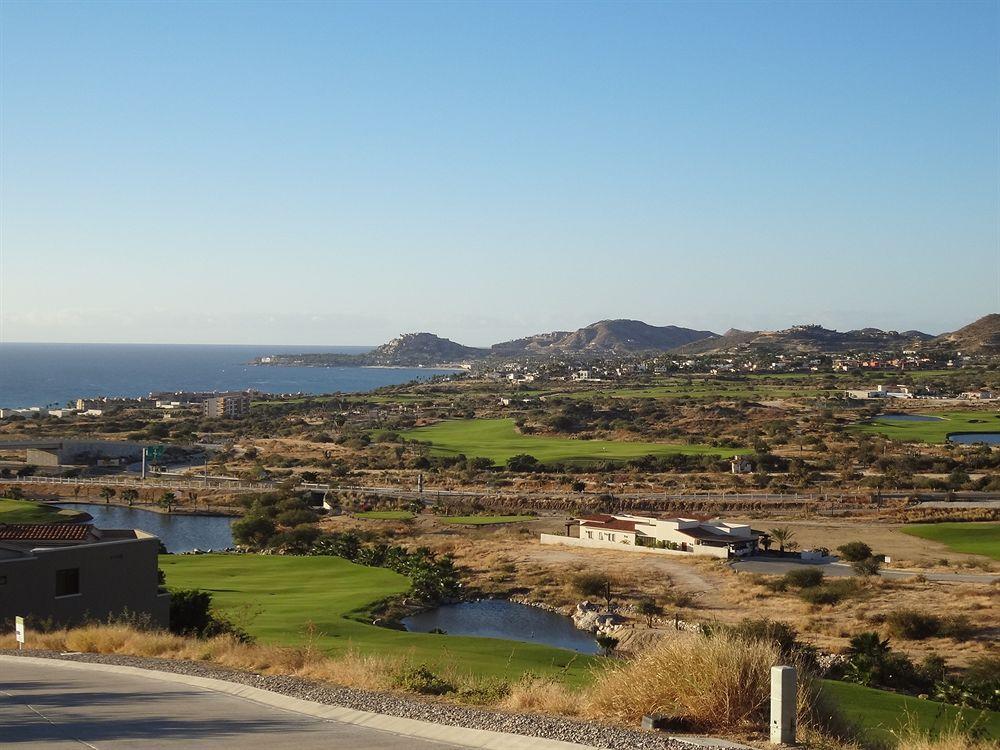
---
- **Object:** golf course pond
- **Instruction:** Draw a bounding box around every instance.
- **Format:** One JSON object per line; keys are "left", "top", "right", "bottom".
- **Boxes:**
{"left": 57, "top": 502, "right": 234, "bottom": 553}
{"left": 877, "top": 414, "right": 943, "bottom": 422}
{"left": 948, "top": 432, "right": 1000, "bottom": 445}
{"left": 402, "top": 599, "right": 600, "bottom": 654}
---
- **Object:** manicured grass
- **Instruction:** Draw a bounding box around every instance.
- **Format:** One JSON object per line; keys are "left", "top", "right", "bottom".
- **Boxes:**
{"left": 854, "top": 410, "right": 1000, "bottom": 444}
{"left": 400, "top": 418, "right": 734, "bottom": 464}
{"left": 0, "top": 498, "right": 85, "bottom": 524}
{"left": 353, "top": 510, "right": 416, "bottom": 520}
{"left": 822, "top": 679, "right": 1000, "bottom": 745}
{"left": 159, "top": 554, "right": 597, "bottom": 684}
{"left": 558, "top": 384, "right": 828, "bottom": 401}
{"left": 438, "top": 515, "right": 535, "bottom": 525}
{"left": 901, "top": 523, "right": 1000, "bottom": 561}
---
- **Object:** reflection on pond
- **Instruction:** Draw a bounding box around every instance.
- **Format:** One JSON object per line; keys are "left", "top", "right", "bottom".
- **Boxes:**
{"left": 403, "top": 600, "right": 599, "bottom": 654}
{"left": 58, "top": 503, "right": 234, "bottom": 553}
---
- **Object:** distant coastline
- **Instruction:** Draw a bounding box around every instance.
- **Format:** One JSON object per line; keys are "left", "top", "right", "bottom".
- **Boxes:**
{"left": 0, "top": 343, "right": 457, "bottom": 408}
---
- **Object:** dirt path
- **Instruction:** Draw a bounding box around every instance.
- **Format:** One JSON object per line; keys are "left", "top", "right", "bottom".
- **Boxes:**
{"left": 517, "top": 543, "right": 732, "bottom": 614}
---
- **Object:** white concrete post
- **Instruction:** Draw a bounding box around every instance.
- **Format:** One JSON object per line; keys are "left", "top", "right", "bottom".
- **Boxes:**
{"left": 770, "top": 665, "right": 796, "bottom": 745}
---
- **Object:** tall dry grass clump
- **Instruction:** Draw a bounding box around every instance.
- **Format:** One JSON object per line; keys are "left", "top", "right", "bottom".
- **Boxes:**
{"left": 501, "top": 675, "right": 581, "bottom": 716}
{"left": 585, "top": 629, "right": 850, "bottom": 741}
{"left": 895, "top": 727, "right": 1000, "bottom": 750}
{"left": 586, "top": 630, "right": 779, "bottom": 729}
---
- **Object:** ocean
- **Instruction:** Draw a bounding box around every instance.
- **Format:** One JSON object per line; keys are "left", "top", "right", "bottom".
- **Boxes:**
{"left": 0, "top": 343, "right": 458, "bottom": 408}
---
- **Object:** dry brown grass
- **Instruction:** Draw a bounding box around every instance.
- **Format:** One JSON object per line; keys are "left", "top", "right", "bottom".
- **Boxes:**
{"left": 500, "top": 675, "right": 581, "bottom": 716}
{"left": 894, "top": 726, "right": 1000, "bottom": 750}
{"left": 586, "top": 631, "right": 781, "bottom": 729}
{"left": 0, "top": 626, "right": 401, "bottom": 692}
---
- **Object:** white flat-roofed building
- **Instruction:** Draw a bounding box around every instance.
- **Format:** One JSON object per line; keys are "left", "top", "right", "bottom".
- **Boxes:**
{"left": 545, "top": 513, "right": 764, "bottom": 559}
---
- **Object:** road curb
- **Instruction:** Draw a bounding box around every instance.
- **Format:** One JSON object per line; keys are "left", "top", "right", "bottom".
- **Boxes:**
{"left": 0, "top": 654, "right": 598, "bottom": 750}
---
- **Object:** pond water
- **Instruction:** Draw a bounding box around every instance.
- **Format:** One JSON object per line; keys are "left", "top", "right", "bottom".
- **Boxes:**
{"left": 948, "top": 433, "right": 1000, "bottom": 445}
{"left": 402, "top": 599, "right": 599, "bottom": 654}
{"left": 57, "top": 503, "right": 234, "bottom": 553}
{"left": 877, "top": 414, "right": 943, "bottom": 422}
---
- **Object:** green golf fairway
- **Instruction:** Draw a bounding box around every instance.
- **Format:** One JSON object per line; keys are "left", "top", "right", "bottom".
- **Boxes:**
{"left": 901, "top": 523, "right": 1000, "bottom": 561}
{"left": 854, "top": 411, "right": 1000, "bottom": 444}
{"left": 354, "top": 511, "right": 416, "bottom": 520}
{"left": 0, "top": 499, "right": 85, "bottom": 524}
{"left": 159, "top": 554, "right": 597, "bottom": 684}
{"left": 401, "top": 418, "right": 732, "bottom": 464}
{"left": 822, "top": 680, "right": 1000, "bottom": 744}
{"left": 438, "top": 515, "right": 535, "bottom": 525}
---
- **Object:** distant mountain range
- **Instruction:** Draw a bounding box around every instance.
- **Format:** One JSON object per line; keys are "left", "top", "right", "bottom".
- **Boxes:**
{"left": 491, "top": 319, "right": 716, "bottom": 356}
{"left": 252, "top": 314, "right": 998, "bottom": 367}
{"left": 929, "top": 313, "right": 1000, "bottom": 354}
{"left": 674, "top": 324, "right": 935, "bottom": 355}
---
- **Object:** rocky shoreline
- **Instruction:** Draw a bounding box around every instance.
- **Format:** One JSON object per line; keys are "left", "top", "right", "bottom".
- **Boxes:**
{"left": 1, "top": 649, "right": 699, "bottom": 750}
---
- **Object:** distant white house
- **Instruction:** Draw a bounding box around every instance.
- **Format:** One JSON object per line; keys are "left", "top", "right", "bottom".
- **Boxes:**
{"left": 730, "top": 455, "right": 753, "bottom": 474}
{"left": 846, "top": 384, "right": 917, "bottom": 400}
{"left": 541, "top": 513, "right": 765, "bottom": 559}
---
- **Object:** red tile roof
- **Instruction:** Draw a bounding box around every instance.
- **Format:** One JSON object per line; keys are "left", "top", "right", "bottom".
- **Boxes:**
{"left": 0, "top": 523, "right": 95, "bottom": 541}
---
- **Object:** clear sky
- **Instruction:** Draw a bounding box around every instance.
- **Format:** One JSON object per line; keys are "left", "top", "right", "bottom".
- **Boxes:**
{"left": 1, "top": 0, "right": 997, "bottom": 346}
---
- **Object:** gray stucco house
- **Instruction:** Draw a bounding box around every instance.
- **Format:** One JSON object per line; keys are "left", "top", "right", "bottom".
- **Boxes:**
{"left": 0, "top": 523, "right": 169, "bottom": 630}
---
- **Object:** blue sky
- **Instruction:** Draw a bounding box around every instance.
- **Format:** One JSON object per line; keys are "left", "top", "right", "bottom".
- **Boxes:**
{"left": 1, "top": 0, "right": 997, "bottom": 345}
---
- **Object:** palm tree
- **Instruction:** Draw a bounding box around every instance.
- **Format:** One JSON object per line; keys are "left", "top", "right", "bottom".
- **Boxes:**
{"left": 769, "top": 526, "right": 795, "bottom": 554}
{"left": 99, "top": 487, "right": 116, "bottom": 505}
{"left": 847, "top": 631, "right": 891, "bottom": 660}
{"left": 122, "top": 489, "right": 139, "bottom": 507}
{"left": 159, "top": 491, "right": 176, "bottom": 513}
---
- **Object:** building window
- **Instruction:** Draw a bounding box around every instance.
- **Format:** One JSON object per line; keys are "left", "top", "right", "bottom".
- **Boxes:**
{"left": 55, "top": 568, "right": 80, "bottom": 597}
{"left": 586, "top": 531, "right": 593, "bottom": 539}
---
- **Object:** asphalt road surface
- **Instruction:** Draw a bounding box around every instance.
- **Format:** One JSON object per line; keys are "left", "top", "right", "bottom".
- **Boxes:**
{"left": 0, "top": 660, "right": 470, "bottom": 749}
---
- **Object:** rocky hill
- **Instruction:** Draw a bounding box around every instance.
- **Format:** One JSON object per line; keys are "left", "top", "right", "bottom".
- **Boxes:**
{"left": 674, "top": 324, "right": 933, "bottom": 355}
{"left": 491, "top": 319, "right": 716, "bottom": 356}
{"left": 252, "top": 333, "right": 487, "bottom": 367}
{"left": 365, "top": 333, "right": 488, "bottom": 365}
{"left": 931, "top": 314, "right": 1000, "bottom": 353}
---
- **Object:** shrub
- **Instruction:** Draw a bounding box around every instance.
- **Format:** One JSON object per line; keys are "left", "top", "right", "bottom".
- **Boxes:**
{"left": 276, "top": 508, "right": 318, "bottom": 527}
{"left": 798, "top": 578, "right": 859, "bottom": 606}
{"left": 783, "top": 568, "right": 824, "bottom": 589}
{"left": 456, "top": 678, "right": 511, "bottom": 705}
{"left": 232, "top": 515, "right": 276, "bottom": 547}
{"left": 852, "top": 556, "right": 883, "bottom": 576}
{"left": 392, "top": 664, "right": 454, "bottom": 695}
{"left": 168, "top": 589, "right": 254, "bottom": 643}
{"left": 596, "top": 634, "right": 619, "bottom": 656}
{"left": 572, "top": 572, "right": 613, "bottom": 606}
{"left": 837, "top": 541, "right": 873, "bottom": 562}
{"left": 636, "top": 597, "right": 663, "bottom": 627}
{"left": 938, "top": 615, "right": 975, "bottom": 640}
{"left": 169, "top": 589, "right": 213, "bottom": 636}
{"left": 886, "top": 610, "right": 941, "bottom": 640}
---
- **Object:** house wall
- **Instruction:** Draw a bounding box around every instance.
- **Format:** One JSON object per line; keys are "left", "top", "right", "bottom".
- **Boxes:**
{"left": 0, "top": 536, "right": 169, "bottom": 628}
{"left": 540, "top": 534, "right": 729, "bottom": 558}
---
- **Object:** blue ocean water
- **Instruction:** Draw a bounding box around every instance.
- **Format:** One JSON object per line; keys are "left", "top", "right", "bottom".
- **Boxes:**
{"left": 0, "top": 343, "right": 458, "bottom": 408}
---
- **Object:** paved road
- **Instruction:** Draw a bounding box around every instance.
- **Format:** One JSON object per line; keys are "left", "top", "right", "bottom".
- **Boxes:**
{"left": 731, "top": 558, "right": 999, "bottom": 584}
{"left": 0, "top": 660, "right": 470, "bottom": 749}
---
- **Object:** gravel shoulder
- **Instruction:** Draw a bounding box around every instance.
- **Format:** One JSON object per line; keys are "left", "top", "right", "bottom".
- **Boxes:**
{"left": 0, "top": 649, "right": 692, "bottom": 750}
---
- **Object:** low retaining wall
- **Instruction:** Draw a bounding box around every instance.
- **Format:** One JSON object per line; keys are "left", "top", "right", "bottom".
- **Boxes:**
{"left": 539, "top": 533, "right": 728, "bottom": 558}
